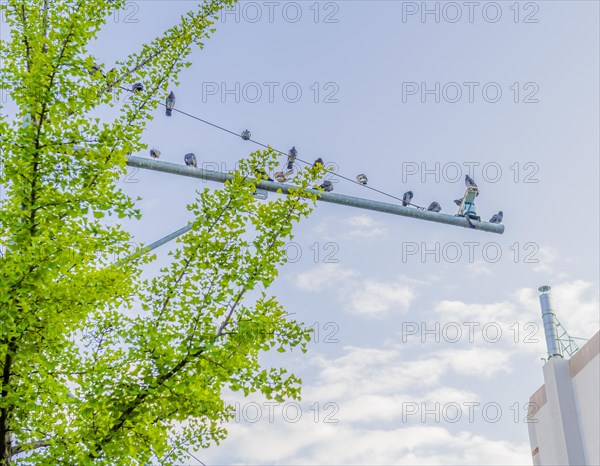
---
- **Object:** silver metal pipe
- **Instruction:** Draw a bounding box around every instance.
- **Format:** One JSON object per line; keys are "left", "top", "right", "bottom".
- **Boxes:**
{"left": 539, "top": 285, "right": 562, "bottom": 359}
{"left": 126, "top": 156, "right": 505, "bottom": 234}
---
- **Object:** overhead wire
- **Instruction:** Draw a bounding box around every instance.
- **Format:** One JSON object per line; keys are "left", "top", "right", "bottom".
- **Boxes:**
{"left": 120, "top": 84, "right": 432, "bottom": 210}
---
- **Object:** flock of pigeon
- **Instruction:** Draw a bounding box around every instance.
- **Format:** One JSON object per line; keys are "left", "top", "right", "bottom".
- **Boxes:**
{"left": 146, "top": 89, "right": 503, "bottom": 225}
{"left": 396, "top": 174, "right": 502, "bottom": 223}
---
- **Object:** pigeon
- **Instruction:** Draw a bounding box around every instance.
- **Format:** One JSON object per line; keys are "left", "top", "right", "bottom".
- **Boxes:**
{"left": 402, "top": 191, "right": 413, "bottom": 207}
{"left": 184, "top": 153, "right": 197, "bottom": 167}
{"left": 165, "top": 91, "right": 176, "bottom": 116}
{"left": 454, "top": 199, "right": 463, "bottom": 207}
{"left": 356, "top": 174, "right": 368, "bottom": 185}
{"left": 274, "top": 171, "right": 288, "bottom": 183}
{"left": 255, "top": 169, "right": 273, "bottom": 182}
{"left": 241, "top": 129, "right": 251, "bottom": 141}
{"left": 149, "top": 148, "right": 161, "bottom": 159}
{"left": 489, "top": 211, "right": 503, "bottom": 224}
{"left": 319, "top": 180, "right": 333, "bottom": 192}
{"left": 465, "top": 174, "right": 478, "bottom": 189}
{"left": 287, "top": 146, "right": 298, "bottom": 170}
{"left": 427, "top": 202, "right": 441, "bottom": 212}
{"left": 131, "top": 82, "right": 144, "bottom": 93}
{"left": 313, "top": 157, "right": 324, "bottom": 169}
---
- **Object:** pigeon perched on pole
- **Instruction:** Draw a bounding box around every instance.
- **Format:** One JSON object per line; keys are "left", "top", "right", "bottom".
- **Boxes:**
{"left": 319, "top": 180, "right": 333, "bottom": 192}
{"left": 274, "top": 171, "right": 288, "bottom": 183}
{"left": 427, "top": 202, "right": 441, "bottom": 212}
{"left": 465, "top": 174, "right": 478, "bottom": 189}
{"left": 241, "top": 129, "right": 251, "bottom": 141}
{"left": 402, "top": 191, "right": 413, "bottom": 207}
{"left": 149, "top": 148, "right": 161, "bottom": 159}
{"left": 184, "top": 153, "right": 197, "bottom": 168}
{"left": 356, "top": 174, "right": 368, "bottom": 185}
{"left": 131, "top": 82, "right": 144, "bottom": 93}
{"left": 165, "top": 91, "right": 175, "bottom": 116}
{"left": 287, "top": 146, "right": 297, "bottom": 170}
{"left": 489, "top": 211, "right": 503, "bottom": 224}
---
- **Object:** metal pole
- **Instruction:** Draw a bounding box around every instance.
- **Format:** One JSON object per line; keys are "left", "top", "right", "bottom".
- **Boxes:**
{"left": 538, "top": 285, "right": 563, "bottom": 359}
{"left": 126, "top": 156, "right": 505, "bottom": 235}
{"left": 116, "top": 223, "right": 193, "bottom": 266}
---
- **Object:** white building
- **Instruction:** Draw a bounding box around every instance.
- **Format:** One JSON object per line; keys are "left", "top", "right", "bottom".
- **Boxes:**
{"left": 527, "top": 287, "right": 599, "bottom": 465}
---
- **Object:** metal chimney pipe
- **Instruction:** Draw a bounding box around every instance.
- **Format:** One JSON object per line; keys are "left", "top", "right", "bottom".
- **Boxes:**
{"left": 538, "top": 285, "right": 562, "bottom": 359}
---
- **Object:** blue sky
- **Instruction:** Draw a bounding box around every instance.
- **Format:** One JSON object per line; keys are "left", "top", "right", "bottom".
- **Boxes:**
{"left": 4, "top": 1, "right": 599, "bottom": 464}
{"left": 101, "top": 1, "right": 599, "bottom": 464}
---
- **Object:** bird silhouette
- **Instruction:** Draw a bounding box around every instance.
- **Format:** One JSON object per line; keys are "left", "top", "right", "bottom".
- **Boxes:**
{"left": 165, "top": 91, "right": 175, "bottom": 116}
{"left": 131, "top": 82, "right": 144, "bottom": 93}
{"left": 402, "top": 191, "right": 413, "bottom": 207}
{"left": 287, "top": 146, "right": 298, "bottom": 171}
{"left": 150, "top": 148, "right": 160, "bottom": 159}
{"left": 184, "top": 153, "right": 197, "bottom": 167}
{"left": 274, "top": 171, "right": 288, "bottom": 183}
{"left": 356, "top": 174, "right": 368, "bottom": 185}
{"left": 427, "top": 202, "right": 441, "bottom": 212}
{"left": 241, "top": 129, "right": 251, "bottom": 140}
{"left": 313, "top": 158, "right": 324, "bottom": 169}
{"left": 489, "top": 211, "right": 503, "bottom": 224}
{"left": 319, "top": 180, "right": 333, "bottom": 192}
{"left": 465, "top": 174, "right": 478, "bottom": 189}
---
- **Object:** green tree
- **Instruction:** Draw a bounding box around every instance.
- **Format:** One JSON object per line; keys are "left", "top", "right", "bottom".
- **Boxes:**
{"left": 0, "top": 1, "right": 322, "bottom": 463}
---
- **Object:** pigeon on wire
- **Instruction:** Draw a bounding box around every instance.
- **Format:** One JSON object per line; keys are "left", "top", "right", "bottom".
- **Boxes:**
{"left": 150, "top": 148, "right": 161, "bottom": 159}
{"left": 319, "top": 180, "right": 333, "bottom": 192}
{"left": 465, "top": 174, "right": 478, "bottom": 189}
{"left": 489, "top": 211, "right": 503, "bottom": 224}
{"left": 313, "top": 157, "right": 324, "bottom": 169}
{"left": 184, "top": 153, "right": 197, "bottom": 168}
{"left": 454, "top": 199, "right": 463, "bottom": 207}
{"left": 427, "top": 202, "right": 441, "bottom": 212}
{"left": 131, "top": 82, "right": 144, "bottom": 93}
{"left": 402, "top": 191, "right": 413, "bottom": 207}
{"left": 356, "top": 174, "right": 368, "bottom": 185}
{"left": 287, "top": 146, "right": 298, "bottom": 170}
{"left": 274, "top": 171, "right": 289, "bottom": 183}
{"left": 165, "top": 91, "right": 176, "bottom": 116}
{"left": 241, "top": 129, "right": 251, "bottom": 141}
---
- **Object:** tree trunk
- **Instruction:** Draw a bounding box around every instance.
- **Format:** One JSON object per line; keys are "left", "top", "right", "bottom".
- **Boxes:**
{"left": 1, "top": 430, "right": 12, "bottom": 466}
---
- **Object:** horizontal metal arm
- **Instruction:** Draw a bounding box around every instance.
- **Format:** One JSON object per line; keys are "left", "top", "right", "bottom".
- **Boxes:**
{"left": 126, "top": 156, "right": 504, "bottom": 235}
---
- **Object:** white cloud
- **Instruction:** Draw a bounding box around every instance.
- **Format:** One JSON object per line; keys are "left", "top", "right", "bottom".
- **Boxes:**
{"left": 343, "top": 215, "right": 389, "bottom": 239}
{"left": 441, "top": 348, "right": 513, "bottom": 378}
{"left": 313, "top": 214, "right": 389, "bottom": 240}
{"left": 206, "top": 421, "right": 530, "bottom": 465}
{"left": 306, "top": 345, "right": 514, "bottom": 403}
{"left": 347, "top": 279, "right": 416, "bottom": 317}
{"left": 515, "top": 280, "right": 600, "bottom": 340}
{"left": 200, "top": 282, "right": 597, "bottom": 466}
{"left": 431, "top": 281, "right": 599, "bottom": 354}
{"left": 467, "top": 261, "right": 493, "bottom": 275}
{"left": 294, "top": 264, "right": 359, "bottom": 292}
{"left": 294, "top": 265, "right": 418, "bottom": 317}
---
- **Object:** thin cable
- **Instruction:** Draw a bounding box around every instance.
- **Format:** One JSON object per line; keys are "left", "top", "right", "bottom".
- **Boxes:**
{"left": 120, "top": 84, "right": 431, "bottom": 210}
{"left": 168, "top": 104, "right": 429, "bottom": 209}
{"left": 186, "top": 450, "right": 207, "bottom": 466}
